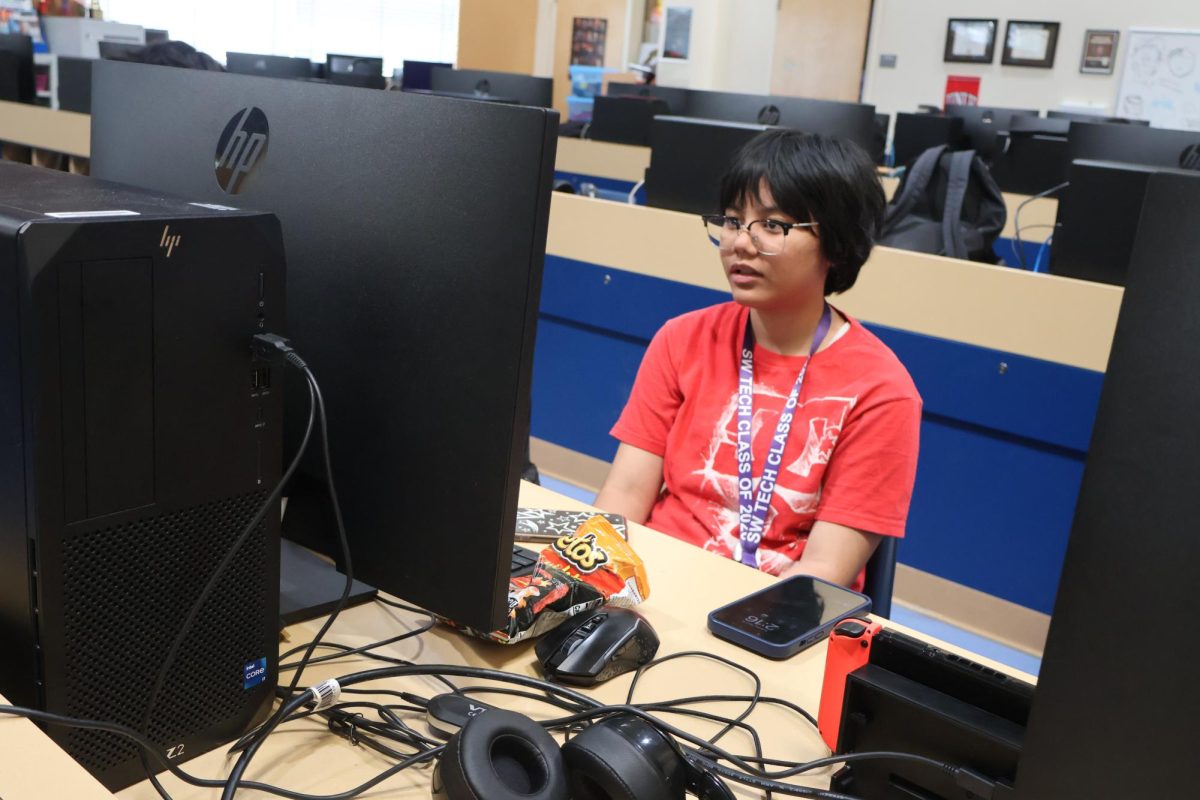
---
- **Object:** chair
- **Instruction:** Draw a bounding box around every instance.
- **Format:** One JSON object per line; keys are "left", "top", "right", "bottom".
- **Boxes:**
{"left": 863, "top": 536, "right": 899, "bottom": 618}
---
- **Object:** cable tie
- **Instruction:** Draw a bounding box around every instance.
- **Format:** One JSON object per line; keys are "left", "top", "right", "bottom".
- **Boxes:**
{"left": 308, "top": 678, "right": 341, "bottom": 712}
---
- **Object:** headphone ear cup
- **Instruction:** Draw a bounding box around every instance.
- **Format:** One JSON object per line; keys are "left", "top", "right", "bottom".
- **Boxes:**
{"left": 431, "top": 709, "right": 568, "bottom": 800}
{"left": 560, "top": 715, "right": 686, "bottom": 800}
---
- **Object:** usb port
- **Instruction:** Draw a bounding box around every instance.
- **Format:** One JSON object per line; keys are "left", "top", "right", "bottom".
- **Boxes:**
{"left": 251, "top": 366, "right": 271, "bottom": 391}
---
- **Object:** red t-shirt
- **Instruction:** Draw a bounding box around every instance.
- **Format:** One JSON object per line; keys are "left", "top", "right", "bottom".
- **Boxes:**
{"left": 611, "top": 302, "right": 921, "bottom": 589}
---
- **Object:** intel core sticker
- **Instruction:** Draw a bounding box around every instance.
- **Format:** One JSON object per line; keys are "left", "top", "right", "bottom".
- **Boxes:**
{"left": 243, "top": 657, "right": 268, "bottom": 690}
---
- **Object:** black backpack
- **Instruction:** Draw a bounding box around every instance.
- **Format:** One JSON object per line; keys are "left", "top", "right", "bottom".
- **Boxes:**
{"left": 879, "top": 145, "right": 1007, "bottom": 262}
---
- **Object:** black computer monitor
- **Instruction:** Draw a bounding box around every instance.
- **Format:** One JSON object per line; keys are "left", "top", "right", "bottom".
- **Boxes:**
{"left": 945, "top": 105, "right": 1040, "bottom": 160}
{"left": 1046, "top": 109, "right": 1148, "bottom": 126}
{"left": 0, "top": 33, "right": 34, "bottom": 104}
{"left": 990, "top": 117, "right": 1071, "bottom": 195}
{"left": 606, "top": 81, "right": 690, "bottom": 115}
{"left": 90, "top": 61, "right": 558, "bottom": 632}
{"left": 673, "top": 87, "right": 879, "bottom": 154}
{"left": 1067, "top": 120, "right": 1200, "bottom": 170}
{"left": 892, "top": 112, "right": 963, "bottom": 169}
{"left": 771, "top": 96, "right": 877, "bottom": 155}
{"left": 225, "top": 51, "right": 313, "bottom": 80}
{"left": 97, "top": 40, "right": 145, "bottom": 62}
{"left": 644, "top": 116, "right": 768, "bottom": 215}
{"left": 325, "top": 53, "right": 385, "bottom": 89}
{"left": 1013, "top": 168, "right": 1200, "bottom": 799}
{"left": 401, "top": 59, "right": 453, "bottom": 91}
{"left": 589, "top": 95, "right": 670, "bottom": 146}
{"left": 55, "top": 55, "right": 93, "bottom": 113}
{"left": 1047, "top": 159, "right": 1159, "bottom": 285}
{"left": 870, "top": 113, "right": 889, "bottom": 165}
{"left": 429, "top": 66, "right": 553, "bottom": 108}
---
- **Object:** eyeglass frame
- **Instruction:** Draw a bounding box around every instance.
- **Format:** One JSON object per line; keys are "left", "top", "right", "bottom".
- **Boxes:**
{"left": 700, "top": 213, "right": 819, "bottom": 256}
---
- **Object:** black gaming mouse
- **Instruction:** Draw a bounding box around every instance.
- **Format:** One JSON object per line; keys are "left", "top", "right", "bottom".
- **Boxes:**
{"left": 534, "top": 606, "right": 660, "bottom": 686}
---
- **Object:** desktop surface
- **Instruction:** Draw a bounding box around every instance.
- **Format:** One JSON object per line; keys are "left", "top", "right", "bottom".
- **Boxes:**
{"left": 82, "top": 480, "right": 1031, "bottom": 799}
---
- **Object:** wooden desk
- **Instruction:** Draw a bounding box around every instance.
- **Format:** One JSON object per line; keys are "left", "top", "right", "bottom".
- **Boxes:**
{"left": 0, "top": 99, "right": 90, "bottom": 158}
{"left": 0, "top": 482, "right": 1031, "bottom": 799}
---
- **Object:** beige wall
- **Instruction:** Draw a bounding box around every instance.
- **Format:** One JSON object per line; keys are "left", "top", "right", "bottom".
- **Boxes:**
{"left": 457, "top": 0, "right": 540, "bottom": 73}
{"left": 655, "top": 0, "right": 776, "bottom": 94}
{"left": 770, "top": 0, "right": 870, "bottom": 102}
{"left": 863, "top": 0, "right": 1200, "bottom": 118}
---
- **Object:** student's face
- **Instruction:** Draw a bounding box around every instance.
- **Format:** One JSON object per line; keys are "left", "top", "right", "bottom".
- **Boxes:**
{"left": 720, "top": 182, "right": 828, "bottom": 311}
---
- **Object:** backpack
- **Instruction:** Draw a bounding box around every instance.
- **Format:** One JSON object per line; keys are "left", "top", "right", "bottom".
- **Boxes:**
{"left": 879, "top": 145, "right": 1007, "bottom": 262}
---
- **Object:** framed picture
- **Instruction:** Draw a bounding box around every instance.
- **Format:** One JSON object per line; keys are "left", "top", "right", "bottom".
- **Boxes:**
{"left": 661, "top": 6, "right": 693, "bottom": 61}
{"left": 1080, "top": 29, "right": 1119, "bottom": 74}
{"left": 570, "top": 17, "right": 607, "bottom": 67}
{"left": 944, "top": 18, "right": 998, "bottom": 64}
{"left": 1002, "top": 20, "right": 1061, "bottom": 68}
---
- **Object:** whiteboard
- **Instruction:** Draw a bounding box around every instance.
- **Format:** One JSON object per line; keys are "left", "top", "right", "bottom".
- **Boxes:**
{"left": 1116, "top": 29, "right": 1200, "bottom": 131}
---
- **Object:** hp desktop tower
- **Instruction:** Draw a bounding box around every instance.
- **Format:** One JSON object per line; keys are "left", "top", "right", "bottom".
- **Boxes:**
{"left": 0, "top": 162, "right": 285, "bottom": 790}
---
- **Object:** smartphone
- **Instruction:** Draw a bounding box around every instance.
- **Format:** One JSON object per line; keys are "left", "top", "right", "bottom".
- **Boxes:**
{"left": 707, "top": 575, "right": 872, "bottom": 659}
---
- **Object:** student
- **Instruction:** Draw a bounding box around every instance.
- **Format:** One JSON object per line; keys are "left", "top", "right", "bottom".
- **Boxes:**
{"left": 595, "top": 130, "right": 921, "bottom": 591}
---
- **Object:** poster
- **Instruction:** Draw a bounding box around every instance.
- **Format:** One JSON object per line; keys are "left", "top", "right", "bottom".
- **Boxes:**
{"left": 571, "top": 17, "right": 607, "bottom": 67}
{"left": 663, "top": 6, "right": 692, "bottom": 61}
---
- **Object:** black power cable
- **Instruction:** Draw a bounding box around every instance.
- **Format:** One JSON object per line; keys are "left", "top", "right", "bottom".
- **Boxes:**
{"left": 136, "top": 364, "right": 317, "bottom": 800}
{"left": 219, "top": 663, "right": 960, "bottom": 800}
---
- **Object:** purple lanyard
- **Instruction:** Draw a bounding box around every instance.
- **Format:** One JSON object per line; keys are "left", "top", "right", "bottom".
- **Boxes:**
{"left": 736, "top": 304, "right": 832, "bottom": 566}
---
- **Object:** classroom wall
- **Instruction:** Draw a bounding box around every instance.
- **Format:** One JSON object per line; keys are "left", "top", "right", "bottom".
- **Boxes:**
{"left": 863, "top": 0, "right": 1200, "bottom": 118}
{"left": 654, "top": 0, "right": 776, "bottom": 94}
{"left": 456, "top": 0, "right": 540, "bottom": 73}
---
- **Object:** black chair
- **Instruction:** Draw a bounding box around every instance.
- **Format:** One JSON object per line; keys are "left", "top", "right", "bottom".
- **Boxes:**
{"left": 863, "top": 536, "right": 899, "bottom": 618}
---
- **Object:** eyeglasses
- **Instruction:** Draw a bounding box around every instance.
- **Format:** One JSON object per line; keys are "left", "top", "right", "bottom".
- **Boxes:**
{"left": 701, "top": 214, "right": 818, "bottom": 256}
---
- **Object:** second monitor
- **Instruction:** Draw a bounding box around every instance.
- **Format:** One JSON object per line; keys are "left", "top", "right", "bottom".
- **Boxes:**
{"left": 429, "top": 66, "right": 553, "bottom": 108}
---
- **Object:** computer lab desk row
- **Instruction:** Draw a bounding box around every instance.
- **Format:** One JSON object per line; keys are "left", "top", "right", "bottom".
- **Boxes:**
{"left": 553, "top": 137, "right": 1060, "bottom": 241}
{"left": 0, "top": 481, "right": 1035, "bottom": 800}
{"left": 0, "top": 102, "right": 1059, "bottom": 243}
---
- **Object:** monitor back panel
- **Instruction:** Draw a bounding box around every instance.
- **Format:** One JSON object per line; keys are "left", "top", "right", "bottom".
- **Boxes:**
{"left": 430, "top": 67, "right": 553, "bottom": 108}
{"left": 90, "top": 61, "right": 558, "bottom": 631}
{"left": 1067, "top": 120, "right": 1200, "bottom": 170}
{"left": 1048, "top": 159, "right": 1156, "bottom": 286}
{"left": 1015, "top": 169, "right": 1200, "bottom": 799}
{"left": 645, "top": 116, "right": 768, "bottom": 215}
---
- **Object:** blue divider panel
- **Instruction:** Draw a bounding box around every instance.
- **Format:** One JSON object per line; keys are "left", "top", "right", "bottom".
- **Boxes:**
{"left": 532, "top": 255, "right": 1103, "bottom": 614}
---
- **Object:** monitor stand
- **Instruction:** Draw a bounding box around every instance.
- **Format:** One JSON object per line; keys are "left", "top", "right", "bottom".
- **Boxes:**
{"left": 278, "top": 475, "right": 379, "bottom": 626}
{"left": 279, "top": 538, "right": 377, "bottom": 626}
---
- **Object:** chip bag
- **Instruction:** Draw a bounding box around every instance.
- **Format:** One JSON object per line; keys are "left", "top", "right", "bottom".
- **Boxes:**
{"left": 440, "top": 515, "right": 650, "bottom": 645}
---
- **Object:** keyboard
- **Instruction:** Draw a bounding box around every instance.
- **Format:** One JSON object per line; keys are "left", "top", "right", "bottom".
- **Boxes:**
{"left": 511, "top": 544, "right": 541, "bottom": 578}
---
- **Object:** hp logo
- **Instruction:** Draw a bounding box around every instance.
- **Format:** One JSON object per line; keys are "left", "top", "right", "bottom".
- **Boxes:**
{"left": 1180, "top": 143, "right": 1200, "bottom": 171}
{"left": 757, "top": 104, "right": 781, "bottom": 126}
{"left": 474, "top": 79, "right": 492, "bottom": 96}
{"left": 215, "top": 107, "right": 269, "bottom": 194}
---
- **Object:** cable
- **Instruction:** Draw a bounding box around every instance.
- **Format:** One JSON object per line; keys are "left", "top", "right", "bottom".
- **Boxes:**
{"left": 136, "top": 370, "right": 318, "bottom": 800}
{"left": 220, "top": 664, "right": 957, "bottom": 800}
{"left": 626, "top": 650, "right": 762, "bottom": 747}
{"left": 627, "top": 178, "right": 645, "bottom": 204}
{"left": 282, "top": 366, "right": 354, "bottom": 695}
{"left": 1033, "top": 232, "right": 1054, "bottom": 273}
{"left": 1, "top": 704, "right": 439, "bottom": 800}
{"left": 1013, "top": 181, "right": 1068, "bottom": 269}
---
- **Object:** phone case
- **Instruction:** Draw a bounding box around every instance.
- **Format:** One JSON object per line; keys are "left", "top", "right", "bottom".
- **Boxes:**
{"left": 706, "top": 576, "right": 872, "bottom": 660}
{"left": 818, "top": 618, "right": 881, "bottom": 750}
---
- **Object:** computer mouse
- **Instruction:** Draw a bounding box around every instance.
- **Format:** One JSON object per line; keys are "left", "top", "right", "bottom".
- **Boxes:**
{"left": 534, "top": 606, "right": 660, "bottom": 686}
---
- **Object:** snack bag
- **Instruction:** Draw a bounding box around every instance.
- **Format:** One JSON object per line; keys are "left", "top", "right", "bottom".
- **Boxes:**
{"left": 441, "top": 515, "right": 650, "bottom": 645}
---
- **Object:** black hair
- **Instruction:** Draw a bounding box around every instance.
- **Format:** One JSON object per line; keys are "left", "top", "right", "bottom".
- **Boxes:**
{"left": 719, "top": 129, "right": 886, "bottom": 295}
{"left": 117, "top": 41, "right": 226, "bottom": 72}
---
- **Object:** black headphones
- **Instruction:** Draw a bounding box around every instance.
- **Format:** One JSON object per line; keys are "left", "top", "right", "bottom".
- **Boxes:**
{"left": 431, "top": 708, "right": 735, "bottom": 800}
